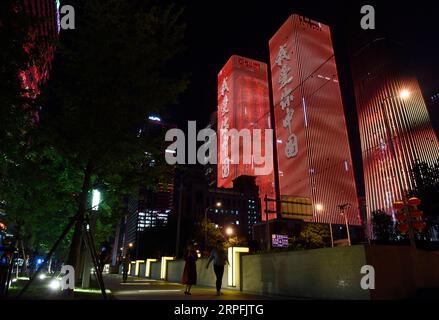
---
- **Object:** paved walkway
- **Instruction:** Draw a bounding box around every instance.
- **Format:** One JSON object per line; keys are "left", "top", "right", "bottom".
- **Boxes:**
{"left": 103, "top": 274, "right": 280, "bottom": 300}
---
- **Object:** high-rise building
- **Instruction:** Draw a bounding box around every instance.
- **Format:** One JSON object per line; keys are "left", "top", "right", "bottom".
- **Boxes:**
{"left": 269, "top": 14, "right": 361, "bottom": 226}
{"left": 428, "top": 90, "right": 439, "bottom": 135}
{"left": 175, "top": 166, "right": 262, "bottom": 247}
{"left": 111, "top": 117, "right": 175, "bottom": 261}
{"left": 350, "top": 37, "right": 439, "bottom": 233}
{"left": 217, "top": 55, "right": 276, "bottom": 219}
{"left": 204, "top": 111, "right": 218, "bottom": 187}
{"left": 20, "top": 0, "right": 59, "bottom": 100}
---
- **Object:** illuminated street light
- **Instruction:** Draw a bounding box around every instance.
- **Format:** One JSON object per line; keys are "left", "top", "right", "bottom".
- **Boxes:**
{"left": 225, "top": 227, "right": 234, "bottom": 236}
{"left": 128, "top": 243, "right": 134, "bottom": 248}
{"left": 49, "top": 279, "right": 60, "bottom": 290}
{"left": 92, "top": 189, "right": 101, "bottom": 211}
{"left": 315, "top": 203, "right": 334, "bottom": 247}
{"left": 399, "top": 89, "right": 410, "bottom": 100}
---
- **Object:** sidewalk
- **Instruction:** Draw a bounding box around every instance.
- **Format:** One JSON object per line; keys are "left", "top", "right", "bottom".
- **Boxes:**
{"left": 103, "top": 274, "right": 281, "bottom": 300}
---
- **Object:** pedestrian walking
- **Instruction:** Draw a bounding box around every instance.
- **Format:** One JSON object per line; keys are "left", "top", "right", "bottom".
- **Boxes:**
{"left": 122, "top": 253, "right": 131, "bottom": 283}
{"left": 206, "top": 240, "right": 229, "bottom": 296}
{"left": 181, "top": 243, "right": 198, "bottom": 295}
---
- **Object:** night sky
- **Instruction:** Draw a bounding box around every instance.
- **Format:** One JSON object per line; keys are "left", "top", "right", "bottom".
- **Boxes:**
{"left": 167, "top": 0, "right": 439, "bottom": 197}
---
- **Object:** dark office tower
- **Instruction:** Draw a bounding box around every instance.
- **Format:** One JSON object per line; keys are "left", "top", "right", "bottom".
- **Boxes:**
{"left": 350, "top": 37, "right": 439, "bottom": 235}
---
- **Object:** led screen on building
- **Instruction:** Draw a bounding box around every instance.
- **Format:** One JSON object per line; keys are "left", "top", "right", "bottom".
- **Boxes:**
{"left": 217, "top": 55, "right": 276, "bottom": 220}
{"left": 269, "top": 15, "right": 361, "bottom": 225}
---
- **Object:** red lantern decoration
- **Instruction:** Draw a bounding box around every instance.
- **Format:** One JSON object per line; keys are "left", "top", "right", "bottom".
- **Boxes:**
{"left": 408, "top": 197, "right": 421, "bottom": 206}
{"left": 397, "top": 223, "right": 409, "bottom": 234}
{"left": 410, "top": 209, "right": 423, "bottom": 218}
{"left": 413, "top": 220, "right": 426, "bottom": 232}
{"left": 393, "top": 201, "right": 404, "bottom": 210}
{"left": 395, "top": 213, "right": 406, "bottom": 222}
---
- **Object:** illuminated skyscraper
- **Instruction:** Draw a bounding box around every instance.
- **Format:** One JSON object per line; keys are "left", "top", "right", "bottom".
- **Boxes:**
{"left": 20, "top": 0, "right": 59, "bottom": 99}
{"left": 217, "top": 55, "right": 276, "bottom": 220}
{"left": 350, "top": 37, "right": 439, "bottom": 234}
{"left": 269, "top": 14, "right": 361, "bottom": 226}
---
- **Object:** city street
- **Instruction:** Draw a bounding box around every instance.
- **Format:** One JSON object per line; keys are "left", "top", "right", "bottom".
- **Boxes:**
{"left": 103, "top": 274, "right": 281, "bottom": 300}
{"left": 1, "top": 0, "right": 438, "bottom": 306}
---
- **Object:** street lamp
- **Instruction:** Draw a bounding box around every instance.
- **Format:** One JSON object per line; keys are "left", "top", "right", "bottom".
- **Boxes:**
{"left": 379, "top": 89, "right": 416, "bottom": 248}
{"left": 205, "top": 202, "right": 222, "bottom": 251}
{"left": 91, "top": 189, "right": 101, "bottom": 211}
{"left": 316, "top": 204, "right": 334, "bottom": 247}
{"left": 337, "top": 203, "right": 352, "bottom": 246}
{"left": 399, "top": 89, "right": 410, "bottom": 100}
{"left": 225, "top": 226, "right": 234, "bottom": 237}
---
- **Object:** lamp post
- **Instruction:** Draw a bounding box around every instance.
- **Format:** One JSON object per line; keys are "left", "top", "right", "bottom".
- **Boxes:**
{"left": 379, "top": 90, "right": 416, "bottom": 249}
{"left": 82, "top": 189, "right": 101, "bottom": 288}
{"left": 337, "top": 203, "right": 352, "bottom": 246}
{"left": 205, "top": 202, "right": 221, "bottom": 252}
{"left": 316, "top": 204, "right": 334, "bottom": 247}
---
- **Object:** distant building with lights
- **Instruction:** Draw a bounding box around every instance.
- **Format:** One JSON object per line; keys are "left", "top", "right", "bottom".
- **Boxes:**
{"left": 111, "top": 117, "right": 175, "bottom": 263}
{"left": 350, "top": 36, "right": 439, "bottom": 236}
{"left": 428, "top": 90, "right": 439, "bottom": 136}
{"left": 174, "top": 166, "right": 262, "bottom": 255}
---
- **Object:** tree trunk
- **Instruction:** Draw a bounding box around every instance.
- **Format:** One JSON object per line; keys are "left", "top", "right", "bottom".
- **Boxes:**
{"left": 66, "top": 162, "right": 93, "bottom": 281}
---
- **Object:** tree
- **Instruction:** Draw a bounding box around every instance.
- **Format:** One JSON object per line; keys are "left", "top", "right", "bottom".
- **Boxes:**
{"left": 0, "top": 1, "right": 72, "bottom": 259}
{"left": 409, "top": 159, "right": 439, "bottom": 230}
{"left": 371, "top": 210, "right": 396, "bottom": 241}
{"left": 195, "top": 218, "right": 225, "bottom": 251}
{"left": 292, "top": 223, "right": 330, "bottom": 249}
{"left": 37, "top": 0, "right": 187, "bottom": 276}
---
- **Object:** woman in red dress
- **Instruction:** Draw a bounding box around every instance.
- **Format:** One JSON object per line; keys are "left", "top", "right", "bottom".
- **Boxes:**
{"left": 181, "top": 243, "right": 198, "bottom": 295}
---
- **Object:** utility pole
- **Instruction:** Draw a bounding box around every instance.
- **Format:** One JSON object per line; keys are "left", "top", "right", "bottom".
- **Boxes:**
{"left": 338, "top": 203, "right": 352, "bottom": 246}
{"left": 265, "top": 195, "right": 270, "bottom": 251}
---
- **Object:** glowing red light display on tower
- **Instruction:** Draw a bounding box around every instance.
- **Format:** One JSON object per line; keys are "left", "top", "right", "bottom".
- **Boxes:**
{"left": 217, "top": 56, "right": 276, "bottom": 219}
{"left": 269, "top": 15, "right": 361, "bottom": 225}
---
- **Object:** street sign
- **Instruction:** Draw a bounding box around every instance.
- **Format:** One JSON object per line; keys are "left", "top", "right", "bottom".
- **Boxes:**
{"left": 272, "top": 234, "right": 288, "bottom": 248}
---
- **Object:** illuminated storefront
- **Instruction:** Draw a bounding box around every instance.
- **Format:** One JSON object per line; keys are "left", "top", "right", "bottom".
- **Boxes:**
{"left": 269, "top": 15, "right": 361, "bottom": 225}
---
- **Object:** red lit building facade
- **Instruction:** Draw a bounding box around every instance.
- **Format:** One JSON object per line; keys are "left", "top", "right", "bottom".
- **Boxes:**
{"left": 269, "top": 15, "right": 361, "bottom": 226}
{"left": 350, "top": 37, "right": 439, "bottom": 235}
{"left": 217, "top": 55, "right": 276, "bottom": 220}
{"left": 20, "top": 0, "right": 59, "bottom": 100}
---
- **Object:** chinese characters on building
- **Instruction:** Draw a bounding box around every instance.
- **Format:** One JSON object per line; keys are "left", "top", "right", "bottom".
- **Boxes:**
{"left": 220, "top": 77, "right": 230, "bottom": 179}
{"left": 275, "top": 44, "right": 298, "bottom": 159}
